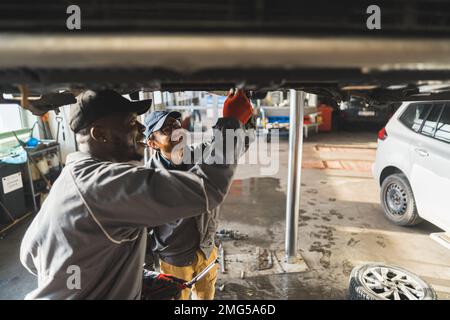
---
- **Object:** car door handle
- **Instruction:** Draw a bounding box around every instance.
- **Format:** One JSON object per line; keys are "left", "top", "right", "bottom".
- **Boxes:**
{"left": 414, "top": 148, "right": 429, "bottom": 157}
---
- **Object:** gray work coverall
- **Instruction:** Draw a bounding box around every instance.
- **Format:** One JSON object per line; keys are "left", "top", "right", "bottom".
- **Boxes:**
{"left": 20, "top": 118, "right": 241, "bottom": 299}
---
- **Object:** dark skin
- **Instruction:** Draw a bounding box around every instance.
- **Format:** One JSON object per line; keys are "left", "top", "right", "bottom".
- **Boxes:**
{"left": 146, "top": 117, "right": 183, "bottom": 162}
{"left": 77, "top": 112, "right": 147, "bottom": 163}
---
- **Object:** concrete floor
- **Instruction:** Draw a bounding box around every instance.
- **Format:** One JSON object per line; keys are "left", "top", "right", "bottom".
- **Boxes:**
{"left": 1, "top": 131, "right": 450, "bottom": 299}
{"left": 0, "top": 219, "right": 36, "bottom": 299}
{"left": 214, "top": 131, "right": 450, "bottom": 300}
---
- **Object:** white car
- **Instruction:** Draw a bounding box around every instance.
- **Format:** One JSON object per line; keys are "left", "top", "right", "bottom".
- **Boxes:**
{"left": 373, "top": 101, "right": 450, "bottom": 233}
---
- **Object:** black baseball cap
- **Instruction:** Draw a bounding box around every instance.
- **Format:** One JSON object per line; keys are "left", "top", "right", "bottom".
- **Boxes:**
{"left": 69, "top": 89, "right": 152, "bottom": 133}
{"left": 144, "top": 111, "right": 182, "bottom": 139}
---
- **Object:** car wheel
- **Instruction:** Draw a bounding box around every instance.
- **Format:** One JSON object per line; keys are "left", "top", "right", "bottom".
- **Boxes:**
{"left": 348, "top": 263, "right": 436, "bottom": 300}
{"left": 380, "top": 173, "right": 422, "bottom": 226}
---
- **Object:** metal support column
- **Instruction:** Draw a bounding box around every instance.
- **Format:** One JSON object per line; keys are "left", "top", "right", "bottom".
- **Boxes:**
{"left": 285, "top": 90, "right": 305, "bottom": 263}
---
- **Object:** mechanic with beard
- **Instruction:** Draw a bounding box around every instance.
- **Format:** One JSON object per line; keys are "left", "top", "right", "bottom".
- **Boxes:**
{"left": 144, "top": 89, "right": 253, "bottom": 300}
{"left": 19, "top": 89, "right": 252, "bottom": 299}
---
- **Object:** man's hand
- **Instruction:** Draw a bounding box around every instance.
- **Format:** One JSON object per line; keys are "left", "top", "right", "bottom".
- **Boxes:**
{"left": 156, "top": 273, "right": 186, "bottom": 288}
{"left": 223, "top": 89, "right": 254, "bottom": 125}
{"left": 141, "top": 270, "right": 186, "bottom": 300}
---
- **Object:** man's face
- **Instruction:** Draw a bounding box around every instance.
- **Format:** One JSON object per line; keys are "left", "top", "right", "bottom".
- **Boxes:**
{"left": 100, "top": 112, "right": 147, "bottom": 162}
{"left": 147, "top": 117, "right": 184, "bottom": 155}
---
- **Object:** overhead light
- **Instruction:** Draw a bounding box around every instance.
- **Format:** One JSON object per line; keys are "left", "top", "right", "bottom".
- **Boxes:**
{"left": 341, "top": 85, "right": 378, "bottom": 90}
{"left": 387, "top": 85, "right": 408, "bottom": 90}
{"left": 2, "top": 93, "right": 41, "bottom": 100}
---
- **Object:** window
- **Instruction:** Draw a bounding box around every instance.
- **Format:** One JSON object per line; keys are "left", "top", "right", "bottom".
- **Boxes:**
{"left": 434, "top": 105, "right": 450, "bottom": 143}
{"left": 421, "top": 103, "right": 443, "bottom": 137}
{"left": 0, "top": 104, "right": 23, "bottom": 133}
{"left": 399, "top": 103, "right": 432, "bottom": 132}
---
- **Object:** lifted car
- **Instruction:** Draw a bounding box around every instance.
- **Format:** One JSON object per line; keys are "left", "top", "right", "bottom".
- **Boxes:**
{"left": 0, "top": 0, "right": 449, "bottom": 114}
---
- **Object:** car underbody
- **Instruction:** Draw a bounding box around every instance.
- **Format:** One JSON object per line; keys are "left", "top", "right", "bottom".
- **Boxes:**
{"left": 0, "top": 0, "right": 450, "bottom": 114}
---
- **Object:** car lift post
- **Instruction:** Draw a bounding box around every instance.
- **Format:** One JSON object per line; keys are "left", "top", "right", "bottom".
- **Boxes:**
{"left": 285, "top": 89, "right": 305, "bottom": 263}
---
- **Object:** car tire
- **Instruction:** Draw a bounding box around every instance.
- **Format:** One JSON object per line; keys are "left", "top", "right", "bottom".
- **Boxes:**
{"left": 380, "top": 173, "right": 422, "bottom": 226}
{"left": 348, "top": 263, "right": 437, "bottom": 300}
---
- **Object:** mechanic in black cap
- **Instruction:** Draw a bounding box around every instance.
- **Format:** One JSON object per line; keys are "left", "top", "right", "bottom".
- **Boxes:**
{"left": 69, "top": 89, "right": 151, "bottom": 162}
{"left": 20, "top": 89, "right": 250, "bottom": 300}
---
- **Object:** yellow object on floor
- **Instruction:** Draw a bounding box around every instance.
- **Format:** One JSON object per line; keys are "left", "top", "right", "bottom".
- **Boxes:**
{"left": 160, "top": 247, "right": 218, "bottom": 300}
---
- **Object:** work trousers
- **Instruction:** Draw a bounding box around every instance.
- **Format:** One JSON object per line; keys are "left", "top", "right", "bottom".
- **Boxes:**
{"left": 159, "top": 247, "right": 218, "bottom": 300}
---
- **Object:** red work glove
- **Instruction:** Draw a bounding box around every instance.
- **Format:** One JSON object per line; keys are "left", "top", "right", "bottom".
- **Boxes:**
{"left": 156, "top": 273, "right": 186, "bottom": 289}
{"left": 223, "top": 89, "right": 254, "bottom": 125}
{"left": 141, "top": 270, "right": 186, "bottom": 300}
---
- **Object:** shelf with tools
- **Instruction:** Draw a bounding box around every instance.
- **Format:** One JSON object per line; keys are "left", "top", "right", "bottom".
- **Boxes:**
{"left": 0, "top": 128, "right": 63, "bottom": 234}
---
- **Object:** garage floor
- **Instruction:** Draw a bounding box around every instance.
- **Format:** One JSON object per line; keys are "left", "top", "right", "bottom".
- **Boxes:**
{"left": 215, "top": 131, "right": 450, "bottom": 300}
{"left": 1, "top": 131, "right": 450, "bottom": 299}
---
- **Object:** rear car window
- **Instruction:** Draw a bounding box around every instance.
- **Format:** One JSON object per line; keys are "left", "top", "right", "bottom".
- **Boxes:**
{"left": 420, "top": 103, "right": 444, "bottom": 137}
{"left": 434, "top": 105, "right": 450, "bottom": 143}
{"left": 399, "top": 103, "right": 432, "bottom": 131}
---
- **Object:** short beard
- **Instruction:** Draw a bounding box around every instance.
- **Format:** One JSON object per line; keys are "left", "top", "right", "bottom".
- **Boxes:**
{"left": 170, "top": 145, "right": 185, "bottom": 165}
{"left": 128, "top": 151, "right": 144, "bottom": 162}
{"left": 168, "top": 128, "right": 187, "bottom": 165}
{"left": 110, "top": 136, "right": 144, "bottom": 163}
